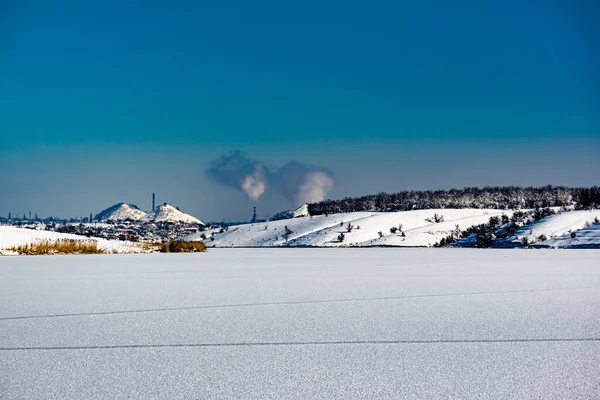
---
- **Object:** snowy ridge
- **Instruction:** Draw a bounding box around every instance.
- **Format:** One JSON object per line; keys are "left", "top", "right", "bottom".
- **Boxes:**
{"left": 145, "top": 203, "right": 203, "bottom": 224}
{"left": 94, "top": 203, "right": 147, "bottom": 221}
{"left": 270, "top": 204, "right": 310, "bottom": 221}
{"left": 292, "top": 204, "right": 309, "bottom": 218}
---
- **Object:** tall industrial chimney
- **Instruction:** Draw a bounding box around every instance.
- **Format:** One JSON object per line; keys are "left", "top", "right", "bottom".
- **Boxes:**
{"left": 152, "top": 193, "right": 156, "bottom": 212}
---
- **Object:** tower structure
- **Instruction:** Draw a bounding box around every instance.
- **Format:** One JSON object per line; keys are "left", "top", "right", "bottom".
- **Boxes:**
{"left": 152, "top": 193, "right": 156, "bottom": 212}
{"left": 251, "top": 206, "right": 257, "bottom": 223}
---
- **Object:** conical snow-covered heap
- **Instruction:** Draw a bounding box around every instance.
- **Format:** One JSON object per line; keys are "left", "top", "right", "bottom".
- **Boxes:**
{"left": 145, "top": 203, "right": 203, "bottom": 224}
{"left": 94, "top": 203, "right": 147, "bottom": 221}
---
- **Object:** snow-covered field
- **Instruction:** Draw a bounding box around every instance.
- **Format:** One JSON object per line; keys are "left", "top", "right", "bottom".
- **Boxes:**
{"left": 187, "top": 208, "right": 600, "bottom": 248}
{"left": 1, "top": 249, "right": 599, "bottom": 399}
{"left": 0, "top": 226, "right": 142, "bottom": 254}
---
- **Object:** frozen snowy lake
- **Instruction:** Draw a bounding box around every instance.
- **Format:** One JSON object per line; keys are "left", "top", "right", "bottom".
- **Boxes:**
{"left": 1, "top": 249, "right": 599, "bottom": 399}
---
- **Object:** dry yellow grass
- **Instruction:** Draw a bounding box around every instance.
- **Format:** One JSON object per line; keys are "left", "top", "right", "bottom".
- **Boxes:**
{"left": 146, "top": 241, "right": 207, "bottom": 253}
{"left": 7, "top": 239, "right": 103, "bottom": 255}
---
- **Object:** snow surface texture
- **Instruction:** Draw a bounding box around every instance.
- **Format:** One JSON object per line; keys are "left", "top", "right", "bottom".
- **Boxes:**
{"left": 144, "top": 203, "right": 203, "bottom": 224}
{"left": 0, "top": 249, "right": 599, "bottom": 399}
{"left": 0, "top": 226, "right": 141, "bottom": 254}
{"left": 187, "top": 209, "right": 600, "bottom": 248}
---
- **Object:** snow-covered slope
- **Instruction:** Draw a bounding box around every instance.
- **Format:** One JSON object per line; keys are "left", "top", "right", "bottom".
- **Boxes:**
{"left": 354, "top": 209, "right": 516, "bottom": 247}
{"left": 270, "top": 204, "right": 310, "bottom": 221}
{"left": 292, "top": 204, "right": 309, "bottom": 218}
{"left": 145, "top": 204, "right": 203, "bottom": 224}
{"left": 541, "top": 223, "right": 600, "bottom": 248}
{"left": 187, "top": 209, "right": 519, "bottom": 248}
{"left": 502, "top": 210, "right": 600, "bottom": 247}
{"left": 94, "top": 203, "right": 147, "bottom": 221}
{"left": 0, "top": 226, "right": 142, "bottom": 254}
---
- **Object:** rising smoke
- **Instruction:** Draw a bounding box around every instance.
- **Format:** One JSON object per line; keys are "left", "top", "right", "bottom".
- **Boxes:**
{"left": 240, "top": 163, "right": 268, "bottom": 201}
{"left": 206, "top": 151, "right": 269, "bottom": 201}
{"left": 272, "top": 162, "right": 334, "bottom": 205}
{"left": 296, "top": 171, "right": 335, "bottom": 204}
{"left": 206, "top": 151, "right": 334, "bottom": 206}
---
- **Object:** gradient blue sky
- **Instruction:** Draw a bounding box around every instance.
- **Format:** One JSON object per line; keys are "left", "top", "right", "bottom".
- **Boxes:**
{"left": 1, "top": 0, "right": 598, "bottom": 220}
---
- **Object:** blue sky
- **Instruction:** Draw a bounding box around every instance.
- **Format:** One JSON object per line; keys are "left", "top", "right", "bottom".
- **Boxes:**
{"left": 1, "top": 0, "right": 598, "bottom": 220}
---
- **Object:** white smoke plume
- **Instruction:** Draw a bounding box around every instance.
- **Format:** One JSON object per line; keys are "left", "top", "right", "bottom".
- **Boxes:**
{"left": 206, "top": 151, "right": 334, "bottom": 205}
{"left": 295, "top": 171, "right": 335, "bottom": 205}
{"left": 273, "top": 161, "right": 335, "bottom": 206}
{"left": 206, "top": 151, "right": 269, "bottom": 201}
{"left": 241, "top": 164, "right": 268, "bottom": 201}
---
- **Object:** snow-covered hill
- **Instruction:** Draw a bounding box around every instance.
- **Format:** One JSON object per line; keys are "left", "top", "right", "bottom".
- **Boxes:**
{"left": 186, "top": 209, "right": 520, "bottom": 248}
{"left": 270, "top": 204, "right": 310, "bottom": 221}
{"left": 0, "top": 226, "right": 142, "bottom": 254}
{"left": 94, "top": 203, "right": 147, "bottom": 221}
{"left": 145, "top": 203, "right": 203, "bottom": 224}
{"left": 292, "top": 204, "right": 309, "bottom": 218}
{"left": 503, "top": 210, "right": 600, "bottom": 248}
{"left": 541, "top": 222, "right": 600, "bottom": 248}
{"left": 186, "top": 208, "right": 600, "bottom": 248}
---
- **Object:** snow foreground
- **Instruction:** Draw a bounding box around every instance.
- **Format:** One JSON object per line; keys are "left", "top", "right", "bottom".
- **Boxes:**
{"left": 185, "top": 208, "right": 600, "bottom": 248}
{"left": 0, "top": 249, "right": 598, "bottom": 399}
{"left": 0, "top": 226, "right": 143, "bottom": 254}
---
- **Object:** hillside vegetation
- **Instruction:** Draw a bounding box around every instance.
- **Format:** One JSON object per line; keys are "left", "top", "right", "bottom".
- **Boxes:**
{"left": 307, "top": 186, "right": 600, "bottom": 215}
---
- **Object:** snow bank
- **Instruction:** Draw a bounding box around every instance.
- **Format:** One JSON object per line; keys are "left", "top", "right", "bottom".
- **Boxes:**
{"left": 0, "top": 226, "right": 142, "bottom": 254}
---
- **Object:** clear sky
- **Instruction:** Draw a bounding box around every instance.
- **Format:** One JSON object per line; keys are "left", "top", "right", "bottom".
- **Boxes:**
{"left": 1, "top": 0, "right": 598, "bottom": 221}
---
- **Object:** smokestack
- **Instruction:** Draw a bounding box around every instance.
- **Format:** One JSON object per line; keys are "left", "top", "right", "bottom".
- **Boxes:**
{"left": 251, "top": 206, "right": 257, "bottom": 223}
{"left": 152, "top": 193, "right": 156, "bottom": 212}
